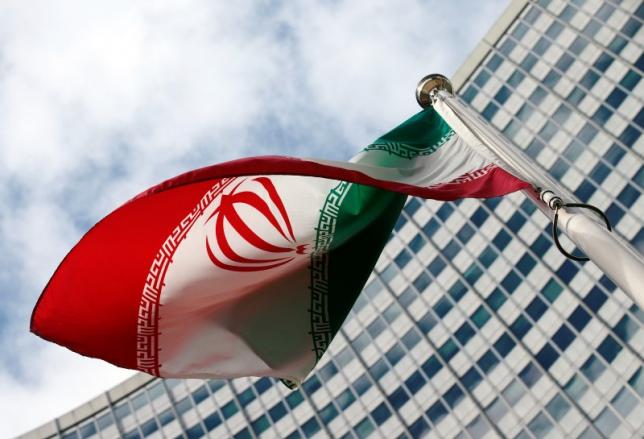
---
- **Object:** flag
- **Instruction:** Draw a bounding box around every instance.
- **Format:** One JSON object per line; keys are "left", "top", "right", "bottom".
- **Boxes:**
{"left": 31, "top": 108, "right": 528, "bottom": 387}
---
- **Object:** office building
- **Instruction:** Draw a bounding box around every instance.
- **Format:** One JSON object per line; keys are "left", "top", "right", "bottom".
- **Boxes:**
{"left": 20, "top": 0, "right": 644, "bottom": 437}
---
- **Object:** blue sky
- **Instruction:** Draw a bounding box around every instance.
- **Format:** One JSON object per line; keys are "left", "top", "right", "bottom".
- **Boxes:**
{"left": 0, "top": 0, "right": 508, "bottom": 435}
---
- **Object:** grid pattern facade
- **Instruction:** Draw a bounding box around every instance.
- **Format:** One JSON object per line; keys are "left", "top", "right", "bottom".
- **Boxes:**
{"left": 21, "top": 1, "right": 644, "bottom": 438}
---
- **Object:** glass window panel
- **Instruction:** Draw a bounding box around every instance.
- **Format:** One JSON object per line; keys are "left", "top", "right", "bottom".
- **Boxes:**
{"left": 611, "top": 387, "right": 638, "bottom": 417}
{"left": 157, "top": 407, "right": 175, "bottom": 426}
{"left": 140, "top": 418, "right": 158, "bottom": 437}
{"left": 79, "top": 422, "right": 96, "bottom": 438}
{"left": 372, "top": 402, "right": 391, "bottom": 424}
{"left": 595, "top": 408, "right": 620, "bottom": 437}
{"left": 494, "top": 333, "right": 516, "bottom": 357}
{"left": 320, "top": 402, "right": 338, "bottom": 423}
{"left": 546, "top": 393, "right": 571, "bottom": 422}
{"left": 528, "top": 412, "right": 553, "bottom": 437}
{"left": 204, "top": 412, "right": 222, "bottom": 431}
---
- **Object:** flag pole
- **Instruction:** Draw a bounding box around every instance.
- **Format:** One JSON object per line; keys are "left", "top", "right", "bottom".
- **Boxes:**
{"left": 416, "top": 73, "right": 644, "bottom": 309}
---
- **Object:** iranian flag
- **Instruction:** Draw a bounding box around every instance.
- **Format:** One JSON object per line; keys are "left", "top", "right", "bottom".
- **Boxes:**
{"left": 31, "top": 108, "right": 528, "bottom": 387}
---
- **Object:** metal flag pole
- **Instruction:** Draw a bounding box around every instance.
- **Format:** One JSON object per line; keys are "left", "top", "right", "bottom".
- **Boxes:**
{"left": 416, "top": 73, "right": 644, "bottom": 309}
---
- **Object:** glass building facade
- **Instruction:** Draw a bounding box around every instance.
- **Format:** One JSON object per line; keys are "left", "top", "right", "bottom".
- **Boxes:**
{"left": 20, "top": 0, "right": 644, "bottom": 438}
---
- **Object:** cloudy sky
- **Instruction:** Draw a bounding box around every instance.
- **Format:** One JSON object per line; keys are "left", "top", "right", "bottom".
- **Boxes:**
{"left": 0, "top": 1, "right": 509, "bottom": 436}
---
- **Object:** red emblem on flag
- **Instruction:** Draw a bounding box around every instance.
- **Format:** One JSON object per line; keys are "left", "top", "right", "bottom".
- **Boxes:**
{"left": 205, "top": 177, "right": 304, "bottom": 271}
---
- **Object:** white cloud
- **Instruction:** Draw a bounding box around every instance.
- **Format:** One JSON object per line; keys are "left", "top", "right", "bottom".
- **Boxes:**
{"left": 0, "top": 0, "right": 507, "bottom": 436}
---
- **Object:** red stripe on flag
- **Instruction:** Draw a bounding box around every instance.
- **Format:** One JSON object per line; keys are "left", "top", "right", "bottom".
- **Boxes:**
{"left": 135, "top": 155, "right": 530, "bottom": 202}
{"left": 31, "top": 180, "right": 219, "bottom": 371}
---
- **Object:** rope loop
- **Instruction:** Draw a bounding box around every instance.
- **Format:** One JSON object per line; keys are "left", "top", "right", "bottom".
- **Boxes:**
{"left": 551, "top": 202, "right": 612, "bottom": 262}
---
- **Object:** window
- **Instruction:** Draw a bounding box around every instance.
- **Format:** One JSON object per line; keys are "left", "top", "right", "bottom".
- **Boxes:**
{"left": 461, "top": 368, "right": 483, "bottom": 391}
{"left": 114, "top": 402, "right": 131, "bottom": 420}
{"left": 546, "top": 21, "right": 563, "bottom": 38}
{"left": 192, "top": 386, "right": 209, "bottom": 404}
{"left": 590, "top": 162, "right": 610, "bottom": 184}
{"left": 388, "top": 387, "right": 409, "bottom": 409}
{"left": 517, "top": 253, "right": 536, "bottom": 275}
{"left": 614, "top": 315, "right": 638, "bottom": 343}
{"left": 552, "top": 325, "right": 575, "bottom": 350}
{"left": 386, "top": 344, "right": 405, "bottom": 365}
{"left": 474, "top": 70, "right": 491, "bottom": 87}
{"left": 621, "top": 17, "right": 642, "bottom": 38}
{"left": 503, "top": 379, "right": 525, "bottom": 405}
{"left": 505, "top": 72, "right": 524, "bottom": 91}
{"left": 592, "top": 105, "right": 612, "bottom": 124}
{"left": 541, "top": 278, "right": 562, "bottom": 303}
{"left": 501, "top": 271, "right": 521, "bottom": 292}
{"left": 464, "top": 264, "right": 483, "bottom": 285}
{"left": 405, "top": 371, "right": 426, "bottom": 393}
{"left": 303, "top": 375, "right": 322, "bottom": 394}
{"left": 556, "top": 260, "right": 579, "bottom": 283}
{"left": 526, "top": 297, "right": 547, "bottom": 321}
{"left": 597, "top": 335, "right": 622, "bottom": 363}
{"left": 493, "top": 229, "right": 512, "bottom": 249}
{"left": 478, "top": 350, "right": 499, "bottom": 373}
{"left": 595, "top": 409, "right": 620, "bottom": 437}
{"left": 421, "top": 356, "right": 443, "bottom": 378}
{"left": 486, "top": 289, "right": 506, "bottom": 311}
{"left": 568, "top": 306, "right": 591, "bottom": 331}
{"left": 369, "top": 359, "right": 388, "bottom": 380}
{"left": 96, "top": 412, "right": 114, "bottom": 430}
{"left": 521, "top": 53, "right": 539, "bottom": 72}
{"left": 414, "top": 271, "right": 432, "bottom": 290}
{"left": 221, "top": 401, "right": 239, "bottom": 418}
{"left": 593, "top": 52, "right": 614, "bottom": 72}
{"left": 402, "top": 328, "right": 421, "bottom": 350}
{"left": 371, "top": 403, "right": 391, "bottom": 424}
{"left": 396, "top": 288, "right": 415, "bottom": 309}
{"left": 511, "top": 316, "right": 531, "bottom": 339}
{"left": 581, "top": 354, "right": 606, "bottom": 381}
{"left": 234, "top": 428, "right": 252, "bottom": 439}
{"left": 79, "top": 422, "right": 97, "bottom": 439}
{"left": 583, "top": 287, "right": 607, "bottom": 312}
{"left": 628, "top": 367, "right": 644, "bottom": 396}
{"left": 438, "top": 339, "right": 458, "bottom": 362}
{"left": 462, "top": 85, "right": 478, "bottom": 103}
{"left": 494, "top": 333, "right": 516, "bottom": 357}
{"left": 546, "top": 393, "right": 571, "bottom": 421}
{"left": 494, "top": 86, "right": 511, "bottom": 105}
{"left": 618, "top": 184, "right": 639, "bottom": 207}
{"left": 417, "top": 312, "right": 437, "bottom": 333}
{"left": 479, "top": 246, "right": 498, "bottom": 268}
{"left": 353, "top": 374, "right": 372, "bottom": 396}
{"left": 435, "top": 286, "right": 459, "bottom": 308}
{"left": 269, "top": 403, "right": 288, "bottom": 424}
{"left": 528, "top": 412, "right": 553, "bottom": 437}
{"left": 286, "top": 391, "right": 304, "bottom": 409}
{"left": 487, "top": 54, "right": 503, "bottom": 71}
{"left": 410, "top": 418, "right": 430, "bottom": 437}
{"left": 320, "top": 402, "right": 338, "bottom": 423}
{"left": 204, "top": 412, "right": 222, "bottom": 431}
{"left": 519, "top": 363, "right": 542, "bottom": 387}
{"left": 251, "top": 415, "right": 270, "bottom": 435}
{"left": 445, "top": 385, "right": 465, "bottom": 408}
{"left": 472, "top": 306, "right": 491, "bottom": 328}
{"left": 536, "top": 344, "right": 559, "bottom": 369}
{"left": 620, "top": 70, "right": 641, "bottom": 91}
{"left": 612, "top": 387, "right": 638, "bottom": 418}
{"left": 426, "top": 401, "right": 448, "bottom": 424}
{"left": 175, "top": 397, "right": 192, "bottom": 415}
{"left": 140, "top": 418, "right": 158, "bottom": 437}
{"left": 157, "top": 408, "right": 175, "bottom": 426}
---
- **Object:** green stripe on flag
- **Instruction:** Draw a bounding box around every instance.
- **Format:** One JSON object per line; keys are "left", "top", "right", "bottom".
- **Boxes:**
{"left": 364, "top": 107, "right": 454, "bottom": 159}
{"left": 308, "top": 182, "right": 406, "bottom": 363}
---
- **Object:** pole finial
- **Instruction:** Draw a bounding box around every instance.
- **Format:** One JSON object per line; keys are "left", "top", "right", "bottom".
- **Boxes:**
{"left": 416, "top": 73, "right": 453, "bottom": 108}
